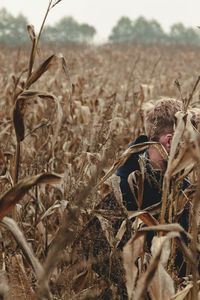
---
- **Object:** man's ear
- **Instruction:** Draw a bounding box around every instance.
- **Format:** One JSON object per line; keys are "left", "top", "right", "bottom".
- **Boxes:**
{"left": 166, "top": 133, "right": 173, "bottom": 147}
{"left": 159, "top": 133, "right": 173, "bottom": 152}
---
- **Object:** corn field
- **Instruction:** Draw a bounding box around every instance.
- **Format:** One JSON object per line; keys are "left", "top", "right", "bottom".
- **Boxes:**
{"left": 0, "top": 9, "right": 200, "bottom": 299}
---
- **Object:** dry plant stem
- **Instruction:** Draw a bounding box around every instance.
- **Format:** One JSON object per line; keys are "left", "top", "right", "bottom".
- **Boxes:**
{"left": 34, "top": 184, "right": 39, "bottom": 239}
{"left": 160, "top": 175, "right": 170, "bottom": 224}
{"left": 37, "top": 1, "right": 52, "bottom": 45}
{"left": 26, "top": 0, "right": 54, "bottom": 81}
{"left": 150, "top": 56, "right": 161, "bottom": 78}
{"left": 190, "top": 169, "right": 200, "bottom": 300}
{"left": 13, "top": 140, "right": 20, "bottom": 219}
{"left": 14, "top": 141, "right": 20, "bottom": 185}
{"left": 27, "top": 36, "right": 36, "bottom": 79}
{"left": 174, "top": 78, "right": 184, "bottom": 104}
{"left": 32, "top": 1, "right": 52, "bottom": 71}
{"left": 185, "top": 75, "right": 200, "bottom": 112}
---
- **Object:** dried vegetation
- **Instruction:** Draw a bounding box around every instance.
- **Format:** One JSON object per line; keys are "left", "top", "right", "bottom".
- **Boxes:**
{"left": 0, "top": 5, "right": 200, "bottom": 299}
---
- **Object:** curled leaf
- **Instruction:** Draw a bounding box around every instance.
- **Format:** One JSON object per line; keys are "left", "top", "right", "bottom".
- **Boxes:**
{"left": 26, "top": 54, "right": 55, "bottom": 89}
{"left": 27, "top": 25, "right": 36, "bottom": 43}
{"left": 13, "top": 90, "right": 62, "bottom": 143}
{"left": 0, "top": 173, "right": 61, "bottom": 221}
{"left": 0, "top": 216, "right": 43, "bottom": 278}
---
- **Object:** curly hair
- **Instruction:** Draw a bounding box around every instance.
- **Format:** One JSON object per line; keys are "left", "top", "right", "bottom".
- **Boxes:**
{"left": 142, "top": 98, "right": 183, "bottom": 141}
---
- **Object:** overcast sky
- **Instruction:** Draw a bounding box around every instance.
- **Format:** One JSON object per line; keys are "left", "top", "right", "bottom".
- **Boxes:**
{"left": 1, "top": 0, "right": 200, "bottom": 42}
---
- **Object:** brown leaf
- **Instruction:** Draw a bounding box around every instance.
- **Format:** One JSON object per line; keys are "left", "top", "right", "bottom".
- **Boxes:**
{"left": 127, "top": 211, "right": 159, "bottom": 226}
{"left": 134, "top": 232, "right": 178, "bottom": 300}
{"left": 138, "top": 223, "right": 185, "bottom": 233}
{"left": 13, "top": 96, "right": 26, "bottom": 142}
{"left": 27, "top": 25, "right": 36, "bottom": 43}
{"left": 1, "top": 217, "right": 43, "bottom": 278}
{"left": 25, "top": 54, "right": 56, "bottom": 89}
{"left": 13, "top": 90, "right": 60, "bottom": 142}
{"left": 57, "top": 53, "right": 71, "bottom": 79}
{"left": 148, "top": 236, "right": 175, "bottom": 300}
{"left": 95, "top": 215, "right": 115, "bottom": 247}
{"left": 166, "top": 111, "right": 187, "bottom": 178}
{"left": 72, "top": 270, "right": 88, "bottom": 293}
{"left": 128, "top": 170, "right": 140, "bottom": 206}
{"left": 123, "top": 232, "right": 145, "bottom": 299}
{"left": 170, "top": 146, "right": 195, "bottom": 177}
{"left": 0, "top": 173, "right": 61, "bottom": 221}
{"left": 170, "top": 281, "right": 200, "bottom": 300}
{"left": 137, "top": 212, "right": 159, "bottom": 226}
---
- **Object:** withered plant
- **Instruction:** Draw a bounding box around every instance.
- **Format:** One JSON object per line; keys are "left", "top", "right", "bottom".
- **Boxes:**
{"left": 0, "top": 3, "right": 199, "bottom": 299}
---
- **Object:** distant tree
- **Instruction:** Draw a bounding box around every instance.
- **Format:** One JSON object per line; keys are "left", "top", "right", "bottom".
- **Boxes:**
{"left": 109, "top": 16, "right": 167, "bottom": 44}
{"left": 42, "top": 25, "right": 58, "bottom": 44}
{"left": 0, "top": 8, "right": 29, "bottom": 45}
{"left": 109, "top": 17, "right": 133, "bottom": 43}
{"left": 169, "top": 23, "right": 200, "bottom": 45}
{"left": 42, "top": 16, "right": 96, "bottom": 44}
{"left": 131, "top": 17, "right": 167, "bottom": 44}
{"left": 79, "top": 23, "right": 96, "bottom": 43}
{"left": 55, "top": 17, "right": 80, "bottom": 43}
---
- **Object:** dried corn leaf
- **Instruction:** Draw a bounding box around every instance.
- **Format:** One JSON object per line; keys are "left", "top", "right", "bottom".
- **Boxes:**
{"left": 138, "top": 223, "right": 186, "bottom": 234}
{"left": 56, "top": 52, "right": 71, "bottom": 79}
{"left": 167, "top": 111, "right": 187, "bottom": 173}
{"left": 127, "top": 211, "right": 159, "bottom": 226}
{"left": 128, "top": 170, "right": 140, "bottom": 206}
{"left": 27, "top": 25, "right": 36, "bottom": 43}
{"left": 122, "top": 232, "right": 145, "bottom": 299}
{"left": 161, "top": 111, "right": 197, "bottom": 223}
{"left": 26, "top": 53, "right": 69, "bottom": 89}
{"left": 25, "top": 54, "right": 56, "bottom": 88}
{"left": 115, "top": 220, "right": 127, "bottom": 247}
{"left": 134, "top": 232, "right": 178, "bottom": 300}
{"left": 13, "top": 90, "right": 61, "bottom": 143}
{"left": 137, "top": 212, "right": 159, "bottom": 226}
{"left": 0, "top": 270, "right": 9, "bottom": 299}
{"left": 0, "top": 124, "right": 11, "bottom": 138}
{"left": 148, "top": 235, "right": 175, "bottom": 300}
{"left": 170, "top": 146, "right": 195, "bottom": 177}
{"left": 13, "top": 96, "right": 26, "bottom": 142}
{"left": 12, "top": 254, "right": 34, "bottom": 299}
{"left": 72, "top": 269, "right": 88, "bottom": 293}
{"left": 95, "top": 215, "right": 115, "bottom": 247}
{"left": 115, "top": 211, "right": 158, "bottom": 251}
{"left": 1, "top": 217, "right": 43, "bottom": 278}
{"left": 170, "top": 280, "right": 200, "bottom": 300}
{"left": 0, "top": 173, "right": 61, "bottom": 220}
{"left": 39, "top": 202, "right": 61, "bottom": 221}
{"left": 151, "top": 236, "right": 171, "bottom": 267}
{"left": 81, "top": 105, "right": 91, "bottom": 124}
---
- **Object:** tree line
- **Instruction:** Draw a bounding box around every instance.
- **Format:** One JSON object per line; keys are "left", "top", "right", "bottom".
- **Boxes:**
{"left": 0, "top": 8, "right": 200, "bottom": 46}
{"left": 109, "top": 16, "right": 200, "bottom": 46}
{"left": 0, "top": 8, "right": 96, "bottom": 46}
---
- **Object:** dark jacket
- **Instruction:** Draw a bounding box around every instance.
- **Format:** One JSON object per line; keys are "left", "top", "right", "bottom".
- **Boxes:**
{"left": 116, "top": 135, "right": 163, "bottom": 211}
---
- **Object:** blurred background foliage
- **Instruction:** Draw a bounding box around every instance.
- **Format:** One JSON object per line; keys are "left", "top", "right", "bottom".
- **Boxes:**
{"left": 1, "top": 7, "right": 200, "bottom": 46}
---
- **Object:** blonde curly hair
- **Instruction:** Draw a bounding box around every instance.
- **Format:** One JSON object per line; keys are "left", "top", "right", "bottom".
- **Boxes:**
{"left": 142, "top": 98, "right": 183, "bottom": 141}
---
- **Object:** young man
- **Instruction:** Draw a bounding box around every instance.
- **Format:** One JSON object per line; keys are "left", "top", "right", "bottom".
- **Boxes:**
{"left": 116, "top": 97, "right": 191, "bottom": 277}
{"left": 116, "top": 98, "right": 183, "bottom": 212}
